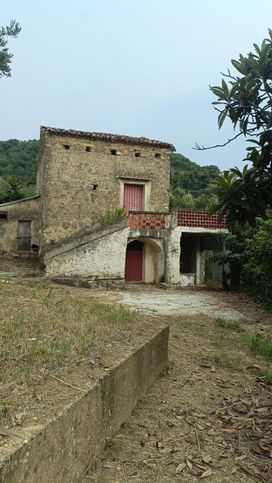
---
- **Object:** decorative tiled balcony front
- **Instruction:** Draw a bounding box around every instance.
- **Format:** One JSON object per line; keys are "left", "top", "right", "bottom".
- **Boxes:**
{"left": 128, "top": 212, "right": 168, "bottom": 230}
{"left": 128, "top": 209, "right": 228, "bottom": 230}
{"left": 176, "top": 209, "right": 227, "bottom": 229}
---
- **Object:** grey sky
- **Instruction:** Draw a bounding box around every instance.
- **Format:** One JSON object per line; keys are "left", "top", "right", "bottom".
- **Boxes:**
{"left": 1, "top": 1, "right": 272, "bottom": 169}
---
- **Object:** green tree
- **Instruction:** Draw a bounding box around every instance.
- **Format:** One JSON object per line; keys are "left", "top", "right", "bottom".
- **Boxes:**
{"left": 0, "top": 139, "right": 39, "bottom": 183}
{"left": 170, "top": 153, "right": 219, "bottom": 210}
{"left": 202, "top": 30, "right": 272, "bottom": 225}
{"left": 242, "top": 219, "right": 272, "bottom": 308}
{"left": 0, "top": 19, "right": 21, "bottom": 78}
{"left": 0, "top": 175, "right": 24, "bottom": 203}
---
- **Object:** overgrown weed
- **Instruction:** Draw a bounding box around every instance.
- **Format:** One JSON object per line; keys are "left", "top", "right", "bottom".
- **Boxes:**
{"left": 251, "top": 334, "right": 272, "bottom": 361}
{"left": 215, "top": 316, "right": 244, "bottom": 332}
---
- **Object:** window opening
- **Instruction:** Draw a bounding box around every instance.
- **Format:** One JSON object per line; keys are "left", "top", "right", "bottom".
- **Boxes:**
{"left": 86, "top": 146, "right": 92, "bottom": 152}
{"left": 17, "top": 220, "right": 32, "bottom": 251}
{"left": 63, "top": 144, "right": 70, "bottom": 150}
{"left": 110, "top": 149, "right": 117, "bottom": 155}
{"left": 92, "top": 184, "right": 98, "bottom": 191}
{"left": 135, "top": 152, "right": 141, "bottom": 158}
{"left": 0, "top": 212, "right": 8, "bottom": 220}
{"left": 155, "top": 153, "right": 161, "bottom": 158}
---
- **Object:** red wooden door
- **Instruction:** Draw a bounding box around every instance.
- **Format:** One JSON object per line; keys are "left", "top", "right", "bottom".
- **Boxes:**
{"left": 125, "top": 241, "right": 143, "bottom": 281}
{"left": 124, "top": 184, "right": 143, "bottom": 213}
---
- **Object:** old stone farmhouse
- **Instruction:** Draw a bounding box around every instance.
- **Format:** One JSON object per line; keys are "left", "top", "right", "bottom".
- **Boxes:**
{"left": 0, "top": 126, "right": 227, "bottom": 287}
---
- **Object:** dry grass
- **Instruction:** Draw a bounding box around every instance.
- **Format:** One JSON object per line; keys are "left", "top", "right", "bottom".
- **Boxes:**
{"left": 0, "top": 279, "right": 136, "bottom": 388}
{"left": 0, "top": 278, "right": 149, "bottom": 433}
{"left": 87, "top": 311, "right": 272, "bottom": 482}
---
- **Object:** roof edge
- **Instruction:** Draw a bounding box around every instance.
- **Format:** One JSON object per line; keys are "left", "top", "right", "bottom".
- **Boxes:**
{"left": 40, "top": 126, "right": 175, "bottom": 150}
{"left": 0, "top": 194, "right": 40, "bottom": 208}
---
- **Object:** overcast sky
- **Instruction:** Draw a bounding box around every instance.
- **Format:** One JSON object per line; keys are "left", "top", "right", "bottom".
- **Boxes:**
{"left": 1, "top": 1, "right": 272, "bottom": 169}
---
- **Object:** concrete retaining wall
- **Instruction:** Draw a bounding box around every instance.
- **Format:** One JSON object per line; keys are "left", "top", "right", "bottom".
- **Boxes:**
{"left": 0, "top": 325, "right": 169, "bottom": 483}
{"left": 0, "top": 252, "right": 42, "bottom": 275}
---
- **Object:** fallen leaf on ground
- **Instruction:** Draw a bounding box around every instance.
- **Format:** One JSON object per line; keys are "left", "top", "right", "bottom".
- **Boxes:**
{"left": 200, "top": 468, "right": 213, "bottom": 478}
{"left": 175, "top": 463, "right": 186, "bottom": 474}
{"left": 222, "top": 428, "right": 238, "bottom": 434}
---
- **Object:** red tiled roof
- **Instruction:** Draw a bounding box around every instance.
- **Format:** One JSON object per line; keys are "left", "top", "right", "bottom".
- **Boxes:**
{"left": 41, "top": 126, "right": 175, "bottom": 150}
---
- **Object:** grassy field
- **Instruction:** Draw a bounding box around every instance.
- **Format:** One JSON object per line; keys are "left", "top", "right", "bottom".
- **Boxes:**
{"left": 0, "top": 279, "right": 135, "bottom": 386}
{"left": 0, "top": 278, "right": 154, "bottom": 436}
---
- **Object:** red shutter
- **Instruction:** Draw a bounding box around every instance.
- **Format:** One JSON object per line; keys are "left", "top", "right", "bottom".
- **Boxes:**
{"left": 125, "top": 241, "right": 143, "bottom": 281}
{"left": 124, "top": 184, "right": 143, "bottom": 213}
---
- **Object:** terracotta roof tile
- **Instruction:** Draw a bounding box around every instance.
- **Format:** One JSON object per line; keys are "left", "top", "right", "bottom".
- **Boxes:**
{"left": 41, "top": 126, "right": 175, "bottom": 150}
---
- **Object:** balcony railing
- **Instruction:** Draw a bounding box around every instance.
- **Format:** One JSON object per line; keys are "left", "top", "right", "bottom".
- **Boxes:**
{"left": 176, "top": 209, "right": 227, "bottom": 229}
{"left": 128, "top": 209, "right": 227, "bottom": 230}
{"left": 128, "top": 211, "right": 168, "bottom": 230}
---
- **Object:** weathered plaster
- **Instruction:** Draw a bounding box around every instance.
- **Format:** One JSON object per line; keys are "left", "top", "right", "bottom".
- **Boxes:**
{"left": 45, "top": 226, "right": 130, "bottom": 279}
{"left": 165, "top": 227, "right": 182, "bottom": 285}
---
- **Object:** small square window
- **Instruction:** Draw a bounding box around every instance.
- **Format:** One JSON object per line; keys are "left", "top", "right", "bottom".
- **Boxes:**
{"left": 0, "top": 212, "right": 8, "bottom": 220}
{"left": 135, "top": 152, "right": 141, "bottom": 158}
{"left": 110, "top": 149, "right": 117, "bottom": 155}
{"left": 155, "top": 153, "right": 161, "bottom": 159}
{"left": 63, "top": 144, "right": 70, "bottom": 150}
{"left": 92, "top": 184, "right": 98, "bottom": 191}
{"left": 86, "top": 146, "right": 92, "bottom": 152}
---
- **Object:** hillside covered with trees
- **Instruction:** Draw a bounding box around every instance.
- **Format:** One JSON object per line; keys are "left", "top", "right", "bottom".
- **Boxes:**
{"left": 0, "top": 139, "right": 219, "bottom": 206}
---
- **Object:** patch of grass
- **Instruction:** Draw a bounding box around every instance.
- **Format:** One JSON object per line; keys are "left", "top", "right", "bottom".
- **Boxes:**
{"left": 251, "top": 334, "right": 272, "bottom": 362}
{"left": 212, "top": 353, "right": 233, "bottom": 369}
{"left": 0, "top": 280, "right": 137, "bottom": 388}
{"left": 208, "top": 352, "right": 244, "bottom": 370}
{"left": 215, "top": 317, "right": 244, "bottom": 332}
{"left": 260, "top": 370, "right": 272, "bottom": 385}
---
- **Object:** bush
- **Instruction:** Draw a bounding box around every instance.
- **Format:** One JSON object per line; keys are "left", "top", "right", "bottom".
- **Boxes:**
{"left": 242, "top": 219, "right": 272, "bottom": 309}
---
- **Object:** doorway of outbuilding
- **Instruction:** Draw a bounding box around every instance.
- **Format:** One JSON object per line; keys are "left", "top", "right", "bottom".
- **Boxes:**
{"left": 125, "top": 239, "right": 163, "bottom": 284}
{"left": 125, "top": 240, "right": 143, "bottom": 282}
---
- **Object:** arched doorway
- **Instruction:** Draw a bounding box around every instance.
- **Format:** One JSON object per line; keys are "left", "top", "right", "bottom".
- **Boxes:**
{"left": 125, "top": 239, "right": 164, "bottom": 283}
{"left": 125, "top": 240, "right": 143, "bottom": 282}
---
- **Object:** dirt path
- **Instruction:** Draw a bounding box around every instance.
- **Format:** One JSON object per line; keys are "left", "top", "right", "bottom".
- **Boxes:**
{"left": 85, "top": 288, "right": 272, "bottom": 483}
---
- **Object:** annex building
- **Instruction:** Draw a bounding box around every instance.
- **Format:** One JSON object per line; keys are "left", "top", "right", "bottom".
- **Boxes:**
{"left": 0, "top": 126, "right": 227, "bottom": 287}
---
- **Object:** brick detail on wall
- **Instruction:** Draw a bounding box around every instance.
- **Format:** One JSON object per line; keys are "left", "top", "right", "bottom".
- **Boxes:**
{"left": 129, "top": 212, "right": 166, "bottom": 230}
{"left": 177, "top": 209, "right": 227, "bottom": 229}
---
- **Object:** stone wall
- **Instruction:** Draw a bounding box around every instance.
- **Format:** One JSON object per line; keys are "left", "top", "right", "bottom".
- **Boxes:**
{"left": 0, "top": 196, "right": 40, "bottom": 252}
{"left": 44, "top": 221, "right": 130, "bottom": 279}
{"left": 38, "top": 130, "right": 171, "bottom": 247}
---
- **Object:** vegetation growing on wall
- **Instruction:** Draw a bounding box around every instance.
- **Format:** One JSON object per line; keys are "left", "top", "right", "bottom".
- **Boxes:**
{"left": 100, "top": 207, "right": 126, "bottom": 225}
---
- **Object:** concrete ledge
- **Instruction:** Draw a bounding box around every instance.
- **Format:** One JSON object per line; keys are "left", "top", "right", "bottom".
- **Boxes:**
{"left": 52, "top": 276, "right": 125, "bottom": 290}
{"left": 0, "top": 252, "right": 42, "bottom": 275}
{"left": 0, "top": 325, "right": 169, "bottom": 483}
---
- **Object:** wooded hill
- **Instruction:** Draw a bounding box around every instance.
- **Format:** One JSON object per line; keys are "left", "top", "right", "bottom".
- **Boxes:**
{"left": 0, "top": 139, "right": 219, "bottom": 208}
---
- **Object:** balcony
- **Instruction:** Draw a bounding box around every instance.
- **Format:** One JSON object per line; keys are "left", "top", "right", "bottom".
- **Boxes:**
{"left": 176, "top": 209, "right": 227, "bottom": 229}
{"left": 128, "top": 209, "right": 227, "bottom": 231}
{"left": 128, "top": 211, "right": 169, "bottom": 230}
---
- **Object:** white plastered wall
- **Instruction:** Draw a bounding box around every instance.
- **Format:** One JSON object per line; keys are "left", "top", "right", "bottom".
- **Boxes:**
{"left": 165, "top": 226, "right": 182, "bottom": 285}
{"left": 46, "top": 227, "right": 130, "bottom": 278}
